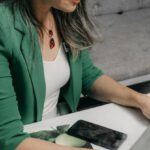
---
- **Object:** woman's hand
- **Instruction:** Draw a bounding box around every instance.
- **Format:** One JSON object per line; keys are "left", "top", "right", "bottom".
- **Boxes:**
{"left": 89, "top": 75, "right": 150, "bottom": 120}
{"left": 138, "top": 94, "right": 150, "bottom": 119}
{"left": 16, "top": 137, "right": 93, "bottom": 150}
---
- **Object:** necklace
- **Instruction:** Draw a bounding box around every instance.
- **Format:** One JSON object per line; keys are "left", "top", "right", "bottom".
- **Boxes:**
{"left": 43, "top": 11, "right": 55, "bottom": 49}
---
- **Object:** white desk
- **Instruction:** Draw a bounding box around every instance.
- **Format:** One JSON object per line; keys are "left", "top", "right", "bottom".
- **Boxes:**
{"left": 24, "top": 103, "right": 150, "bottom": 150}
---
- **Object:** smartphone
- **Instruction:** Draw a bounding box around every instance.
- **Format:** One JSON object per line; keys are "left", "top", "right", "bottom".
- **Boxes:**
{"left": 67, "top": 120, "right": 127, "bottom": 150}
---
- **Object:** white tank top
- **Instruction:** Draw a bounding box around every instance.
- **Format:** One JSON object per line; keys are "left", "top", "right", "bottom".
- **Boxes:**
{"left": 42, "top": 43, "right": 70, "bottom": 120}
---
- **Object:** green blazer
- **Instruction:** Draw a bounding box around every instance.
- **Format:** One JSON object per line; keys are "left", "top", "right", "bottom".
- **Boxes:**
{"left": 0, "top": 3, "right": 103, "bottom": 150}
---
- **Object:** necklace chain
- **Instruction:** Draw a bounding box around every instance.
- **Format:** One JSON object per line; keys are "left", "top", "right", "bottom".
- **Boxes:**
{"left": 43, "top": 11, "right": 53, "bottom": 36}
{"left": 41, "top": 10, "right": 55, "bottom": 50}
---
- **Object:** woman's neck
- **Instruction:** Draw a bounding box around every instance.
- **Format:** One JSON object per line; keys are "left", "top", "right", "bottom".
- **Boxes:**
{"left": 31, "top": 0, "right": 52, "bottom": 24}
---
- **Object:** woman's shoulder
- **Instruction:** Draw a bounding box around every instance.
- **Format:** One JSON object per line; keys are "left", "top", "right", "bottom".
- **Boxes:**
{"left": 0, "top": 2, "right": 12, "bottom": 15}
{"left": 0, "top": 2, "right": 14, "bottom": 28}
{"left": 0, "top": 2, "right": 8, "bottom": 10}
{"left": 0, "top": 3, "right": 15, "bottom": 55}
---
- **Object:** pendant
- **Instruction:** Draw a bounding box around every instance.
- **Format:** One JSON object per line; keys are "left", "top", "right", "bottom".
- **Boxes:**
{"left": 49, "top": 30, "right": 55, "bottom": 49}
{"left": 49, "top": 30, "right": 53, "bottom": 37}
{"left": 50, "top": 38, "right": 55, "bottom": 49}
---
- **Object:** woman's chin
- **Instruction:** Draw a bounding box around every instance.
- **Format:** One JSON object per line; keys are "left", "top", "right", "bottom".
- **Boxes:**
{"left": 61, "top": 6, "right": 77, "bottom": 13}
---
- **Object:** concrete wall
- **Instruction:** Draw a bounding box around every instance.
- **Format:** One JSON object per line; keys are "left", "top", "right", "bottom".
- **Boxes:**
{"left": 86, "top": 0, "right": 150, "bottom": 82}
{"left": 87, "top": 0, "right": 150, "bottom": 15}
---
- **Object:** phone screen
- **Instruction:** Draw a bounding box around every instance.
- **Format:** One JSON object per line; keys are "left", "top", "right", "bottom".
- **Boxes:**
{"left": 67, "top": 120, "right": 127, "bottom": 150}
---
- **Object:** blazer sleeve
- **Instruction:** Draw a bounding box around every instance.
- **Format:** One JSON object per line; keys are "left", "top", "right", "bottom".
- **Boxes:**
{"left": 0, "top": 26, "right": 30, "bottom": 150}
{"left": 81, "top": 49, "right": 104, "bottom": 95}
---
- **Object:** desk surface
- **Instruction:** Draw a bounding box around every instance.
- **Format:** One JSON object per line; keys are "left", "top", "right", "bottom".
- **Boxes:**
{"left": 24, "top": 103, "right": 150, "bottom": 150}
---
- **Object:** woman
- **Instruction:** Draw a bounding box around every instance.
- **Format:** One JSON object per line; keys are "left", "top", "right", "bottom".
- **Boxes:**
{"left": 0, "top": 0, "right": 150, "bottom": 150}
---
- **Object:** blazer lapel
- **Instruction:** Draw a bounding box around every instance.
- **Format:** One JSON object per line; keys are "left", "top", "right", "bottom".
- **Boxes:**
{"left": 61, "top": 43, "right": 82, "bottom": 112}
{"left": 14, "top": 8, "right": 46, "bottom": 121}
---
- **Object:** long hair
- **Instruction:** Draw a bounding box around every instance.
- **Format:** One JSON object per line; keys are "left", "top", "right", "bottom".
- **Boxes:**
{"left": 0, "top": 0, "right": 96, "bottom": 57}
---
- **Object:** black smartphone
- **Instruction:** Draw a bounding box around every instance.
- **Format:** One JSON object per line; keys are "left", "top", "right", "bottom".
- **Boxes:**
{"left": 67, "top": 120, "right": 127, "bottom": 150}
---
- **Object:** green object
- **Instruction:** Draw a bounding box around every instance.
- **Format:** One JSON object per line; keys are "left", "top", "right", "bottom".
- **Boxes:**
{"left": 55, "top": 133, "right": 86, "bottom": 147}
{"left": 57, "top": 124, "right": 70, "bottom": 133}
{"left": 30, "top": 130, "right": 60, "bottom": 140}
{"left": 0, "top": 3, "right": 103, "bottom": 150}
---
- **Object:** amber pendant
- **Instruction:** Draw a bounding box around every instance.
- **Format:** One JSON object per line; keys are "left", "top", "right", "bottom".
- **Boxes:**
{"left": 50, "top": 38, "right": 55, "bottom": 49}
{"left": 49, "top": 30, "right": 55, "bottom": 49}
{"left": 49, "top": 30, "right": 53, "bottom": 37}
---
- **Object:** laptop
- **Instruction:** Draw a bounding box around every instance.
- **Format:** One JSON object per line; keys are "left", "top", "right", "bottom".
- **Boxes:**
{"left": 131, "top": 125, "right": 150, "bottom": 150}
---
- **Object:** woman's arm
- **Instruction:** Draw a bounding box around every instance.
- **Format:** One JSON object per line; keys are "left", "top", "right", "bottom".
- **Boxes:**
{"left": 89, "top": 75, "right": 150, "bottom": 119}
{"left": 16, "top": 137, "right": 91, "bottom": 150}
